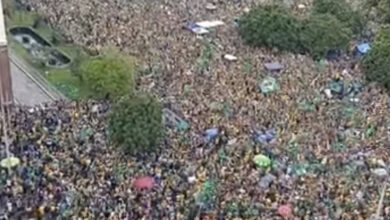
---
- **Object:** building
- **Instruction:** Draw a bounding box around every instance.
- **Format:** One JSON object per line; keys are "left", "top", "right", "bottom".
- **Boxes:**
{"left": 0, "top": 0, "right": 13, "bottom": 105}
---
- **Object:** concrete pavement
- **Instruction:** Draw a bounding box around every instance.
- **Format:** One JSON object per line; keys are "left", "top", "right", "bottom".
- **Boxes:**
{"left": 10, "top": 59, "right": 53, "bottom": 106}
{"left": 8, "top": 50, "right": 66, "bottom": 106}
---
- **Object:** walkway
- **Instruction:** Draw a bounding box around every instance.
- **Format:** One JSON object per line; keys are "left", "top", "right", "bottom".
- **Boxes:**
{"left": 9, "top": 51, "right": 66, "bottom": 106}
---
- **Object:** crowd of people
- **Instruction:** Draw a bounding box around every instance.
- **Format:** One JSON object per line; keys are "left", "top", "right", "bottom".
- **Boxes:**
{"left": 1, "top": 0, "right": 390, "bottom": 219}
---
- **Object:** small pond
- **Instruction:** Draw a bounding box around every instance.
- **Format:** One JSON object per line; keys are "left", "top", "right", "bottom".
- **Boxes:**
{"left": 10, "top": 27, "right": 71, "bottom": 68}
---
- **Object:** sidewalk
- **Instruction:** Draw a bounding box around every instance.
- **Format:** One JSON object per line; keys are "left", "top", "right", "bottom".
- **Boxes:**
{"left": 10, "top": 59, "right": 52, "bottom": 105}
{"left": 9, "top": 51, "right": 67, "bottom": 106}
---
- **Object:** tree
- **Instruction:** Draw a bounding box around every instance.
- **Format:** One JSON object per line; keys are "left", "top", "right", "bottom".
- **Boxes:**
{"left": 377, "top": 0, "right": 390, "bottom": 23}
{"left": 312, "top": 0, "right": 365, "bottom": 34}
{"left": 362, "top": 28, "right": 390, "bottom": 90}
{"left": 108, "top": 94, "right": 164, "bottom": 154}
{"left": 300, "top": 13, "right": 352, "bottom": 59}
{"left": 239, "top": 4, "right": 355, "bottom": 59}
{"left": 238, "top": 5, "right": 303, "bottom": 52}
{"left": 79, "top": 53, "right": 135, "bottom": 99}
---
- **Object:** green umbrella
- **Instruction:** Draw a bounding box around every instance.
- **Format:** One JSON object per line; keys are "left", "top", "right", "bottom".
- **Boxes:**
{"left": 292, "top": 163, "right": 308, "bottom": 176}
{"left": 80, "top": 127, "right": 93, "bottom": 141}
{"left": 253, "top": 154, "right": 271, "bottom": 168}
{"left": 176, "top": 121, "right": 190, "bottom": 131}
{"left": 218, "top": 148, "right": 227, "bottom": 162}
{"left": 329, "top": 80, "right": 343, "bottom": 94}
{"left": 1, "top": 157, "right": 20, "bottom": 168}
{"left": 365, "top": 126, "right": 376, "bottom": 137}
{"left": 259, "top": 77, "right": 279, "bottom": 94}
{"left": 316, "top": 59, "right": 327, "bottom": 69}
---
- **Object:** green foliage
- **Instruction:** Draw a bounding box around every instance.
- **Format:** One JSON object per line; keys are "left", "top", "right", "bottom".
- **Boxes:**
{"left": 8, "top": 11, "right": 40, "bottom": 27}
{"left": 238, "top": 5, "right": 302, "bottom": 52}
{"left": 47, "top": 69, "right": 86, "bottom": 100}
{"left": 53, "top": 74, "right": 86, "bottom": 100}
{"left": 362, "top": 28, "right": 390, "bottom": 90}
{"left": 364, "top": 0, "right": 390, "bottom": 22}
{"left": 377, "top": 0, "right": 390, "bottom": 23}
{"left": 2, "top": 0, "right": 16, "bottom": 12}
{"left": 79, "top": 53, "right": 135, "bottom": 99}
{"left": 301, "top": 13, "right": 352, "bottom": 59}
{"left": 365, "top": 0, "right": 379, "bottom": 7}
{"left": 69, "top": 48, "right": 88, "bottom": 77}
{"left": 238, "top": 4, "right": 355, "bottom": 58}
{"left": 108, "top": 95, "right": 164, "bottom": 154}
{"left": 50, "top": 28, "right": 66, "bottom": 46}
{"left": 312, "top": 0, "right": 365, "bottom": 34}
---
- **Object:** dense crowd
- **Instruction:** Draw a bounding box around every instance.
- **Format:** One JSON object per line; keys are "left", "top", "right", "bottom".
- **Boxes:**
{"left": 2, "top": 0, "right": 390, "bottom": 219}
{"left": 1, "top": 100, "right": 196, "bottom": 220}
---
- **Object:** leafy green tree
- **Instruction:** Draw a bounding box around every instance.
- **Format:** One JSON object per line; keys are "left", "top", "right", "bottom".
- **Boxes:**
{"left": 312, "top": 0, "right": 365, "bottom": 34}
{"left": 79, "top": 53, "right": 135, "bottom": 99}
{"left": 108, "top": 94, "right": 164, "bottom": 154}
{"left": 377, "top": 0, "right": 390, "bottom": 23}
{"left": 300, "top": 13, "right": 352, "bottom": 59}
{"left": 362, "top": 28, "right": 390, "bottom": 90}
{"left": 365, "top": 0, "right": 379, "bottom": 7}
{"left": 238, "top": 5, "right": 303, "bottom": 52}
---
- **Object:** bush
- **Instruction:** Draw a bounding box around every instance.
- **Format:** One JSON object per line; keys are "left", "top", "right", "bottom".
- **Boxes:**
{"left": 365, "top": 0, "right": 379, "bottom": 7}
{"left": 300, "top": 13, "right": 352, "bottom": 59}
{"left": 362, "top": 28, "right": 390, "bottom": 90}
{"left": 238, "top": 5, "right": 302, "bottom": 52}
{"left": 239, "top": 4, "right": 356, "bottom": 59}
{"left": 377, "top": 0, "right": 390, "bottom": 23}
{"left": 312, "top": 0, "right": 365, "bottom": 34}
{"left": 108, "top": 94, "right": 164, "bottom": 154}
{"left": 79, "top": 53, "right": 135, "bottom": 99}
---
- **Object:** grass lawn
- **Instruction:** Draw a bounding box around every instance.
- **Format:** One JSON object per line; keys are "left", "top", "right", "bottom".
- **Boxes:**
{"left": 3, "top": 1, "right": 91, "bottom": 100}
{"left": 46, "top": 69, "right": 91, "bottom": 100}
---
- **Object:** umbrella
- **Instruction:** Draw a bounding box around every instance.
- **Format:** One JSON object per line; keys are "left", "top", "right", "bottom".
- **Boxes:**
{"left": 259, "top": 77, "right": 279, "bottom": 94}
{"left": 278, "top": 204, "right": 292, "bottom": 218}
{"left": 186, "top": 23, "right": 209, "bottom": 35}
{"left": 0, "top": 156, "right": 21, "bottom": 168}
{"left": 177, "top": 121, "right": 190, "bottom": 131}
{"left": 264, "top": 62, "right": 283, "bottom": 72}
{"left": 253, "top": 154, "right": 271, "bottom": 168}
{"left": 253, "top": 128, "right": 277, "bottom": 144}
{"left": 205, "top": 3, "right": 217, "bottom": 10}
{"left": 204, "top": 128, "right": 219, "bottom": 141}
{"left": 357, "top": 43, "right": 371, "bottom": 54}
{"left": 133, "top": 176, "right": 154, "bottom": 190}
{"left": 224, "top": 54, "right": 238, "bottom": 61}
{"left": 196, "top": 20, "right": 224, "bottom": 28}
